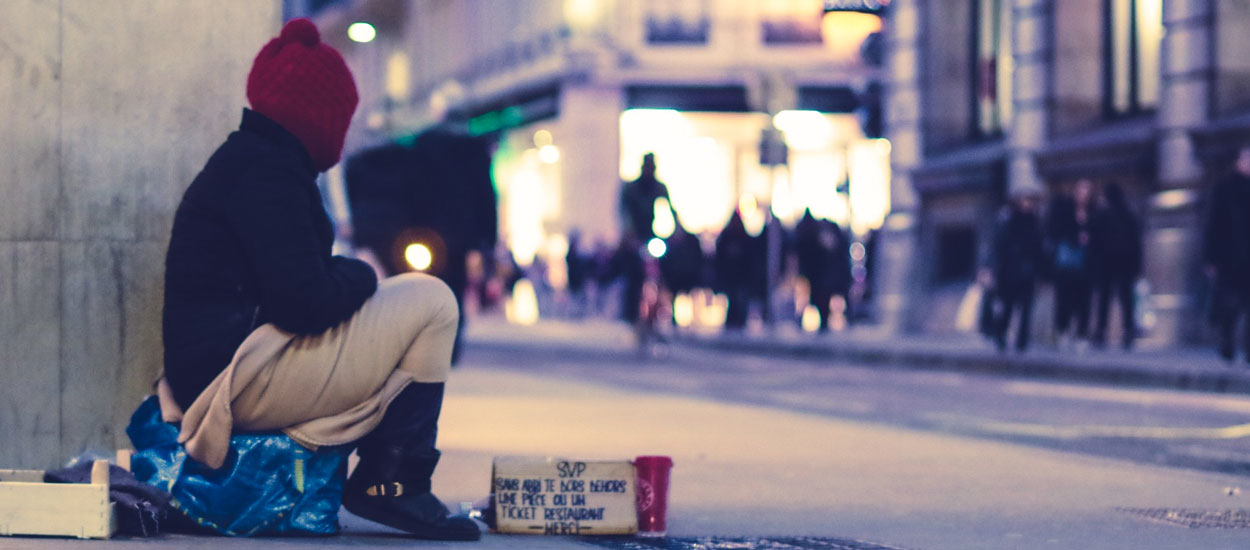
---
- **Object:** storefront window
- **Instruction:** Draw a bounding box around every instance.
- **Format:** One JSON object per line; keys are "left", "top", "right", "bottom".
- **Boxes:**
{"left": 1053, "top": 0, "right": 1103, "bottom": 133}
{"left": 646, "top": 0, "right": 710, "bottom": 44}
{"left": 618, "top": 110, "right": 889, "bottom": 235}
{"left": 1215, "top": 0, "right": 1250, "bottom": 114}
{"left": 974, "top": 0, "right": 1012, "bottom": 135}
{"left": 762, "top": 0, "right": 825, "bottom": 45}
{"left": 1105, "top": 0, "right": 1161, "bottom": 115}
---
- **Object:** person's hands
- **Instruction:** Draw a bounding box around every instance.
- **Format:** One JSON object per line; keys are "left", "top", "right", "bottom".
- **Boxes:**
{"left": 977, "top": 268, "right": 995, "bottom": 288}
{"left": 354, "top": 247, "right": 389, "bottom": 281}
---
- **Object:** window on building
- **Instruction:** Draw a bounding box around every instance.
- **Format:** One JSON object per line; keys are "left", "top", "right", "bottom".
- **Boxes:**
{"left": 762, "top": 0, "right": 825, "bottom": 45}
{"left": 646, "top": 0, "right": 711, "bottom": 44}
{"left": 1053, "top": 0, "right": 1103, "bottom": 133}
{"left": 1105, "top": 0, "right": 1162, "bottom": 115}
{"left": 973, "top": 0, "right": 1012, "bottom": 136}
{"left": 1215, "top": 0, "right": 1250, "bottom": 114}
{"left": 284, "top": 0, "right": 340, "bottom": 19}
{"left": 922, "top": 0, "right": 975, "bottom": 152}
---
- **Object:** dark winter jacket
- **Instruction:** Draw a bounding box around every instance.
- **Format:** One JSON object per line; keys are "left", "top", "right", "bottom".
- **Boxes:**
{"left": 1090, "top": 189, "right": 1143, "bottom": 282}
{"left": 163, "top": 109, "right": 378, "bottom": 409}
{"left": 991, "top": 206, "right": 1045, "bottom": 293}
{"left": 1203, "top": 171, "right": 1250, "bottom": 291}
{"left": 1045, "top": 196, "right": 1094, "bottom": 280}
{"left": 794, "top": 212, "right": 852, "bottom": 300}
{"left": 714, "top": 212, "right": 757, "bottom": 294}
{"left": 620, "top": 175, "right": 671, "bottom": 242}
{"left": 660, "top": 225, "right": 705, "bottom": 293}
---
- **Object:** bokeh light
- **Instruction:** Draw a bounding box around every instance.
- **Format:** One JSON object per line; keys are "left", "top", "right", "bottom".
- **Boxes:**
{"left": 347, "top": 22, "right": 376, "bottom": 43}
{"left": 404, "top": 243, "right": 432, "bottom": 271}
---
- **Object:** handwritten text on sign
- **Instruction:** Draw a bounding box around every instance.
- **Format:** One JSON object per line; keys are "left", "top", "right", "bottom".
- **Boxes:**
{"left": 492, "top": 457, "right": 637, "bottom": 535}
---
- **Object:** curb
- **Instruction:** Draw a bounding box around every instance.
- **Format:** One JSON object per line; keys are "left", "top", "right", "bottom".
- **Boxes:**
{"left": 678, "top": 334, "right": 1250, "bottom": 394}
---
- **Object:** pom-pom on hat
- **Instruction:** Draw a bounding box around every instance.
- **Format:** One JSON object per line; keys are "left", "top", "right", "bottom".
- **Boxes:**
{"left": 247, "top": 18, "right": 358, "bottom": 172}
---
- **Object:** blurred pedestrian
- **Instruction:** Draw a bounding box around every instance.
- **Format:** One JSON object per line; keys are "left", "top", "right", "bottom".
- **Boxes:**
{"left": 591, "top": 237, "right": 616, "bottom": 315}
{"left": 618, "top": 153, "right": 672, "bottom": 323}
{"left": 1203, "top": 145, "right": 1250, "bottom": 363}
{"left": 660, "top": 222, "right": 705, "bottom": 298}
{"left": 566, "top": 229, "right": 590, "bottom": 316}
{"left": 990, "top": 188, "right": 1046, "bottom": 352}
{"left": 715, "top": 211, "right": 758, "bottom": 330}
{"left": 161, "top": 19, "right": 478, "bottom": 540}
{"left": 1047, "top": 179, "right": 1095, "bottom": 350}
{"left": 794, "top": 209, "right": 852, "bottom": 332}
{"left": 1090, "top": 182, "right": 1142, "bottom": 350}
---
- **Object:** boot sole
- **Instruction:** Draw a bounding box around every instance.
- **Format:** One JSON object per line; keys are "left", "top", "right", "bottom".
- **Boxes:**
{"left": 343, "top": 492, "right": 483, "bottom": 541}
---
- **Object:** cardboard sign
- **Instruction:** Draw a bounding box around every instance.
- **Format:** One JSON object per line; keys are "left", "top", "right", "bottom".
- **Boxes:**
{"left": 492, "top": 456, "right": 637, "bottom": 535}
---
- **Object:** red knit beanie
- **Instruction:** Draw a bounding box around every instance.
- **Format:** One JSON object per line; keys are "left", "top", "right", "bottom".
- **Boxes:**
{"left": 247, "top": 18, "right": 358, "bottom": 172}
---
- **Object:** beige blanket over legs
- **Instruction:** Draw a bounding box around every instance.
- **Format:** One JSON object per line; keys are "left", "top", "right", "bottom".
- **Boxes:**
{"left": 176, "top": 273, "right": 459, "bottom": 469}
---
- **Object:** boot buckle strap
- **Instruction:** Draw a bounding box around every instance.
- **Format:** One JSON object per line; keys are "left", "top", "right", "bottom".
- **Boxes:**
{"left": 365, "top": 482, "right": 405, "bottom": 497}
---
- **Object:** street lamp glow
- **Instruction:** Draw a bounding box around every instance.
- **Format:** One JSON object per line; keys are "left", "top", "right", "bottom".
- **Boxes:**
{"left": 647, "top": 238, "right": 667, "bottom": 258}
{"left": 404, "top": 243, "right": 432, "bottom": 271}
{"left": 533, "top": 130, "right": 553, "bottom": 147}
{"left": 539, "top": 144, "right": 561, "bottom": 164}
{"left": 348, "top": 22, "right": 376, "bottom": 43}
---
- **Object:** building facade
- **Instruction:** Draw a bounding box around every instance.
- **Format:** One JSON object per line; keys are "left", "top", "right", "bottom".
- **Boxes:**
{"left": 882, "top": 0, "right": 1245, "bottom": 347}
{"left": 301, "top": 0, "right": 889, "bottom": 270}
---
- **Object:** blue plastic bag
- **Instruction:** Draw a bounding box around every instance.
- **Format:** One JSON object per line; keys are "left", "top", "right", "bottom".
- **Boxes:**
{"left": 126, "top": 395, "right": 352, "bottom": 536}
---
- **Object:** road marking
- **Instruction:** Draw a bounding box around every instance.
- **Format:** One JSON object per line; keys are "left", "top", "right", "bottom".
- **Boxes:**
{"left": 925, "top": 412, "right": 1250, "bottom": 440}
{"left": 1001, "top": 381, "right": 1250, "bottom": 414}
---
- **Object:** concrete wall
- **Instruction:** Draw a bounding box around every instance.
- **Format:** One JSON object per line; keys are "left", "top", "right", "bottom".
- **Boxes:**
{"left": 0, "top": 0, "right": 280, "bottom": 469}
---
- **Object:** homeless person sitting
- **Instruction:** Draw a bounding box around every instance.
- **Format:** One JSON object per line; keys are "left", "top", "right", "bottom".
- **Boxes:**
{"left": 158, "top": 18, "right": 480, "bottom": 541}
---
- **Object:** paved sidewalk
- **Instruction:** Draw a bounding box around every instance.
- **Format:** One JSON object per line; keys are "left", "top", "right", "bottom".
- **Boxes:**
{"left": 468, "top": 317, "right": 1250, "bottom": 394}
{"left": 19, "top": 361, "right": 1246, "bottom": 550}
{"left": 8, "top": 319, "right": 1250, "bottom": 550}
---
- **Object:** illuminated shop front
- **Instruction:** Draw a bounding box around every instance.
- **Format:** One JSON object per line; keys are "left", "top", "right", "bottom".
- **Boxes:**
{"left": 490, "top": 107, "right": 890, "bottom": 267}
{"left": 619, "top": 108, "right": 890, "bottom": 238}
{"left": 416, "top": 1, "right": 893, "bottom": 326}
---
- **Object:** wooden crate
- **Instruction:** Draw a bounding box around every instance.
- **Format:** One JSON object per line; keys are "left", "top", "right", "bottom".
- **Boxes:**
{"left": 0, "top": 459, "right": 117, "bottom": 539}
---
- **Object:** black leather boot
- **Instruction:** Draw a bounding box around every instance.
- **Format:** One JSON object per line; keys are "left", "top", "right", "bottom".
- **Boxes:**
{"left": 343, "top": 383, "right": 481, "bottom": 541}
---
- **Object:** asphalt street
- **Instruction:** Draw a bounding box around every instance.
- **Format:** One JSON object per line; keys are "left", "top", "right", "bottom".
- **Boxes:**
{"left": 464, "top": 321, "right": 1250, "bottom": 481}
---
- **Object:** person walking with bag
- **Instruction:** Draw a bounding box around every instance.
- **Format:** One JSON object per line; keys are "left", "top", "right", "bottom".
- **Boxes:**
{"left": 990, "top": 189, "right": 1046, "bottom": 352}
{"left": 161, "top": 19, "right": 480, "bottom": 540}
{"left": 1203, "top": 146, "right": 1250, "bottom": 363}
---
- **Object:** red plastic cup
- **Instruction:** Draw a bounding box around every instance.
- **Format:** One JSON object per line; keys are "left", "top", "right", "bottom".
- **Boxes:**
{"left": 634, "top": 455, "right": 673, "bottom": 537}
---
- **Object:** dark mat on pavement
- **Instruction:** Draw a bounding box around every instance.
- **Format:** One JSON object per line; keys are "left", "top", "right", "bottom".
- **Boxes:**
{"left": 580, "top": 536, "right": 912, "bottom": 550}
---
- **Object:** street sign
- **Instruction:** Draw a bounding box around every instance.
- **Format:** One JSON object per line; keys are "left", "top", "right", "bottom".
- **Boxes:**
{"left": 759, "top": 127, "right": 789, "bottom": 166}
{"left": 492, "top": 456, "right": 638, "bottom": 535}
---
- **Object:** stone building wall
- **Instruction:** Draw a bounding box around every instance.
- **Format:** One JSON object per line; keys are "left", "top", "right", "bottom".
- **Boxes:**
{"left": 0, "top": 0, "right": 280, "bottom": 468}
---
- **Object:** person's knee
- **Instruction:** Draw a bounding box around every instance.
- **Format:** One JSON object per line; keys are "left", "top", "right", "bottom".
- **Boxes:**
{"left": 384, "top": 273, "right": 460, "bottom": 327}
